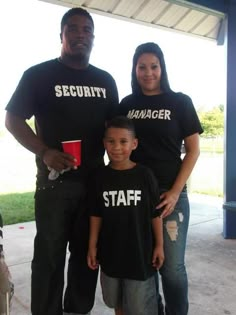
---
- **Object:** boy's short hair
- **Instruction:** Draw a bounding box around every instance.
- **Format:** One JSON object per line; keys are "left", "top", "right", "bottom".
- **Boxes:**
{"left": 61, "top": 7, "right": 94, "bottom": 32}
{"left": 105, "top": 116, "right": 136, "bottom": 137}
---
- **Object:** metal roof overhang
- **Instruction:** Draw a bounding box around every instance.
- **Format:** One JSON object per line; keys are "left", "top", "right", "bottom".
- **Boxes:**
{"left": 38, "top": 0, "right": 226, "bottom": 44}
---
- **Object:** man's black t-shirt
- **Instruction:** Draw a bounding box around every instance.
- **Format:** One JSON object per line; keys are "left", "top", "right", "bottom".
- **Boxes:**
{"left": 90, "top": 164, "right": 161, "bottom": 280}
{"left": 6, "top": 59, "right": 119, "bottom": 182}
{"left": 119, "top": 92, "right": 203, "bottom": 188}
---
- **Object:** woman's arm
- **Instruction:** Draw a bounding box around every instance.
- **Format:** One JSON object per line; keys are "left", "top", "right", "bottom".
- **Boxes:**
{"left": 157, "top": 133, "right": 200, "bottom": 218}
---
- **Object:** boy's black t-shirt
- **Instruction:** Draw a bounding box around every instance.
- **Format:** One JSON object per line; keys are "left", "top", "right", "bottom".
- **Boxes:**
{"left": 90, "top": 164, "right": 161, "bottom": 281}
{"left": 119, "top": 92, "right": 203, "bottom": 189}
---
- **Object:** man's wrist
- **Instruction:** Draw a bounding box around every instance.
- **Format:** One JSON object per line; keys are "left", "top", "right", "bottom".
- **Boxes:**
{"left": 37, "top": 147, "right": 49, "bottom": 160}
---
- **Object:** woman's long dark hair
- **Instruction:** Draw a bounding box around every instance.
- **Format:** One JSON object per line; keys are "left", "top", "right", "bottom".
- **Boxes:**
{"left": 131, "top": 42, "right": 172, "bottom": 95}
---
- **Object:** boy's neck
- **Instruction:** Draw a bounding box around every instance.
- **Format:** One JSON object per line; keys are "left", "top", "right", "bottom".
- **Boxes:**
{"left": 109, "top": 160, "right": 136, "bottom": 171}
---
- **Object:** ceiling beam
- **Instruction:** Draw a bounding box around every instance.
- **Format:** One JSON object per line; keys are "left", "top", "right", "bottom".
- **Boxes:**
{"left": 168, "top": 0, "right": 227, "bottom": 15}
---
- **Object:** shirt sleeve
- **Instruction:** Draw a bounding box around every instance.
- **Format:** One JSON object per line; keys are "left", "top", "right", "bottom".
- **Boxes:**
{"left": 145, "top": 167, "right": 162, "bottom": 218}
{"left": 178, "top": 93, "right": 204, "bottom": 138}
{"left": 106, "top": 75, "right": 120, "bottom": 120}
{"left": 88, "top": 171, "right": 103, "bottom": 217}
{"left": 5, "top": 69, "right": 37, "bottom": 120}
{"left": 118, "top": 95, "right": 131, "bottom": 116}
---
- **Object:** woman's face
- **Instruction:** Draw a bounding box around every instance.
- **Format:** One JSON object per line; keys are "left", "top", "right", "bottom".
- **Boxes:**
{"left": 136, "top": 53, "right": 162, "bottom": 95}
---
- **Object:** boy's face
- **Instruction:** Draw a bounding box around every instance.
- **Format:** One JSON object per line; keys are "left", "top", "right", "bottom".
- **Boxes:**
{"left": 104, "top": 127, "right": 138, "bottom": 166}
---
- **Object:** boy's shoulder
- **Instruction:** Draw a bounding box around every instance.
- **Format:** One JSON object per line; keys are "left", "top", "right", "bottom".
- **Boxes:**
{"left": 135, "top": 164, "right": 159, "bottom": 188}
{"left": 93, "top": 164, "right": 156, "bottom": 180}
{"left": 135, "top": 163, "right": 155, "bottom": 176}
{"left": 93, "top": 165, "right": 107, "bottom": 177}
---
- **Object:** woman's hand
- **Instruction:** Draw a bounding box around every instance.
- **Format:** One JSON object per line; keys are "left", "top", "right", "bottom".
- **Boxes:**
{"left": 156, "top": 190, "right": 180, "bottom": 218}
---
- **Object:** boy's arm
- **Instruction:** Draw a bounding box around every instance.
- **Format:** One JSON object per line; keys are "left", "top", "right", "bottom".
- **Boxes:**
{"left": 87, "top": 216, "right": 102, "bottom": 270}
{"left": 152, "top": 216, "right": 164, "bottom": 269}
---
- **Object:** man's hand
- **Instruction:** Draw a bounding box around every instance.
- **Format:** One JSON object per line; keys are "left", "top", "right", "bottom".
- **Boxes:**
{"left": 42, "top": 149, "right": 77, "bottom": 171}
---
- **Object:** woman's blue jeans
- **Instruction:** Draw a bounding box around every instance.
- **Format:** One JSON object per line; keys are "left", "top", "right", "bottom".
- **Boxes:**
{"left": 159, "top": 191, "right": 190, "bottom": 315}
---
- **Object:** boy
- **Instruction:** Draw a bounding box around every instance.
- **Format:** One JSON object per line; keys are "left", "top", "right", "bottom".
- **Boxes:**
{"left": 87, "top": 116, "right": 164, "bottom": 315}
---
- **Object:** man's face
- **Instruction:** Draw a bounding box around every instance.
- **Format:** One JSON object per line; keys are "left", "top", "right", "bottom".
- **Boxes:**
{"left": 61, "top": 15, "right": 94, "bottom": 60}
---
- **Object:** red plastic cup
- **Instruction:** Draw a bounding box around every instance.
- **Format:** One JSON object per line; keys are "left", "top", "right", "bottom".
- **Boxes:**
{"left": 61, "top": 140, "right": 81, "bottom": 166}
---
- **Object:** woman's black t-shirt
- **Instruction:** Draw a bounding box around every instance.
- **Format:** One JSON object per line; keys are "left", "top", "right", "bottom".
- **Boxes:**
{"left": 119, "top": 92, "right": 203, "bottom": 188}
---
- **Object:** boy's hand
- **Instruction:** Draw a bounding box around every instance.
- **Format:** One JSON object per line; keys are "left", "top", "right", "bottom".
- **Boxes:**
{"left": 87, "top": 247, "right": 99, "bottom": 270}
{"left": 152, "top": 246, "right": 164, "bottom": 269}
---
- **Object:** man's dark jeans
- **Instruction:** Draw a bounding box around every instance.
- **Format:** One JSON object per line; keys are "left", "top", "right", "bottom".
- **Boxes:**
{"left": 31, "top": 179, "right": 98, "bottom": 315}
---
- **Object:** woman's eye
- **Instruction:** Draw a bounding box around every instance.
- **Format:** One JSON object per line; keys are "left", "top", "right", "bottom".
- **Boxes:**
{"left": 152, "top": 65, "right": 158, "bottom": 69}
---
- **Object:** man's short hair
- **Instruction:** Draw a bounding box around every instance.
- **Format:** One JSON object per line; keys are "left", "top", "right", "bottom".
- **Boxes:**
{"left": 61, "top": 7, "right": 94, "bottom": 32}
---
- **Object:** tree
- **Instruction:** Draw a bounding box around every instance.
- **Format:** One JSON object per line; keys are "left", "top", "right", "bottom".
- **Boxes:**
{"left": 198, "top": 105, "right": 224, "bottom": 137}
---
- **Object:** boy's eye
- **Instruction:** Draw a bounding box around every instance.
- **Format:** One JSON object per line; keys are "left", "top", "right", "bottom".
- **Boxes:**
{"left": 107, "top": 140, "right": 114, "bottom": 144}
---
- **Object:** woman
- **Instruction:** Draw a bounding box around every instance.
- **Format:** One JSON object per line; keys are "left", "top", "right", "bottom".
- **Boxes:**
{"left": 119, "top": 42, "right": 203, "bottom": 315}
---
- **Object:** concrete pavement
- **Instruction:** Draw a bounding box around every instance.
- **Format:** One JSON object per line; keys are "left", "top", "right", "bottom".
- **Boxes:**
{"left": 2, "top": 193, "right": 236, "bottom": 315}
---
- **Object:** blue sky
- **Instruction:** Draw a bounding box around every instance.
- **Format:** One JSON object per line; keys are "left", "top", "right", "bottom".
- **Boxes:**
{"left": 0, "top": 0, "right": 226, "bottom": 128}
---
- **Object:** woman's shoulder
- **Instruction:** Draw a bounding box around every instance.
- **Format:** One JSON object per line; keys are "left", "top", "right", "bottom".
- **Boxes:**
{"left": 169, "top": 91, "right": 192, "bottom": 103}
{"left": 120, "top": 93, "right": 137, "bottom": 104}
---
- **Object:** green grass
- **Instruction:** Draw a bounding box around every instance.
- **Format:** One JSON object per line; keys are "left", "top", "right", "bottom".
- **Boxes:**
{"left": 190, "top": 188, "right": 223, "bottom": 197}
{"left": 0, "top": 136, "right": 224, "bottom": 225}
{"left": 0, "top": 192, "right": 34, "bottom": 225}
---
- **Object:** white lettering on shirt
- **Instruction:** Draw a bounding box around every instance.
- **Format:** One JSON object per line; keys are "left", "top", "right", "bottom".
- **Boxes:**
{"left": 55, "top": 85, "right": 107, "bottom": 98}
{"left": 103, "top": 190, "right": 142, "bottom": 207}
{"left": 127, "top": 109, "right": 171, "bottom": 120}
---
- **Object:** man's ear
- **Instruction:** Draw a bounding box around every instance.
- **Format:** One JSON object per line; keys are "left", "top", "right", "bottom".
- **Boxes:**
{"left": 60, "top": 33, "right": 62, "bottom": 43}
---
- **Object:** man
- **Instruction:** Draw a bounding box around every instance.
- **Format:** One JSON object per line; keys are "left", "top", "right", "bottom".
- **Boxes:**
{"left": 5, "top": 7, "right": 119, "bottom": 315}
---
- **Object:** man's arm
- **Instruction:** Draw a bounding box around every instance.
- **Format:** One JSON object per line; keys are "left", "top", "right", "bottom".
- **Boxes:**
{"left": 5, "top": 112, "right": 76, "bottom": 171}
{"left": 5, "top": 112, "right": 48, "bottom": 157}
